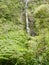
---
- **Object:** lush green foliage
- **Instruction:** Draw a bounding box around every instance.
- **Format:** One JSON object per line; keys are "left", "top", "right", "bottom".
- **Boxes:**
{"left": 33, "top": 4, "right": 49, "bottom": 35}
{"left": 0, "top": 0, "right": 49, "bottom": 65}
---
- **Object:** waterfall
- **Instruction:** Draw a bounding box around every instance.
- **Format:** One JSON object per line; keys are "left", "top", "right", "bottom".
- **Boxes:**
{"left": 26, "top": 10, "right": 30, "bottom": 34}
{"left": 25, "top": 0, "right": 30, "bottom": 35}
{"left": 20, "top": 0, "right": 30, "bottom": 35}
{"left": 20, "top": 0, "right": 36, "bottom": 36}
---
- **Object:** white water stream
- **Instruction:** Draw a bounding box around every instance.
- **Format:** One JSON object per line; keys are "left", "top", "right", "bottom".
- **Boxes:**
{"left": 25, "top": 0, "right": 30, "bottom": 35}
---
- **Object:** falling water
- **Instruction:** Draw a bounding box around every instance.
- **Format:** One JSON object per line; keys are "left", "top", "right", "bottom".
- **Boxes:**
{"left": 25, "top": 0, "right": 30, "bottom": 35}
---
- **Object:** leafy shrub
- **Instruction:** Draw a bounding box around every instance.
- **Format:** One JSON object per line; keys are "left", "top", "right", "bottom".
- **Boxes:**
{"left": 33, "top": 4, "right": 49, "bottom": 35}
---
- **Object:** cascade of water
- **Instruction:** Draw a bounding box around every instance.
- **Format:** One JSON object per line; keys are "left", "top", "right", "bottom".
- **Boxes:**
{"left": 26, "top": 10, "right": 30, "bottom": 34}
{"left": 25, "top": 0, "right": 30, "bottom": 35}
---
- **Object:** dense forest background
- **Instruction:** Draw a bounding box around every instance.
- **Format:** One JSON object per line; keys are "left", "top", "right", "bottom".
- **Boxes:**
{"left": 0, "top": 0, "right": 49, "bottom": 65}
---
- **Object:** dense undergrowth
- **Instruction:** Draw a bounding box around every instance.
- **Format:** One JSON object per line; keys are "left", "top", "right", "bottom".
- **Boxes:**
{"left": 0, "top": 0, "right": 49, "bottom": 65}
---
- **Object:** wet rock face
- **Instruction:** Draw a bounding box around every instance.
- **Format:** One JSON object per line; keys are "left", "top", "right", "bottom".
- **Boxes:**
{"left": 28, "top": 16, "right": 36, "bottom": 36}
{"left": 30, "top": 30, "right": 37, "bottom": 36}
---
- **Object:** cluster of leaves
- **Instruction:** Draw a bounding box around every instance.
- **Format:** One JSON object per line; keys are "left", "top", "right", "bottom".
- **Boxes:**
{"left": 0, "top": 0, "right": 23, "bottom": 34}
{"left": 33, "top": 4, "right": 49, "bottom": 35}
{"left": 0, "top": 32, "right": 49, "bottom": 65}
